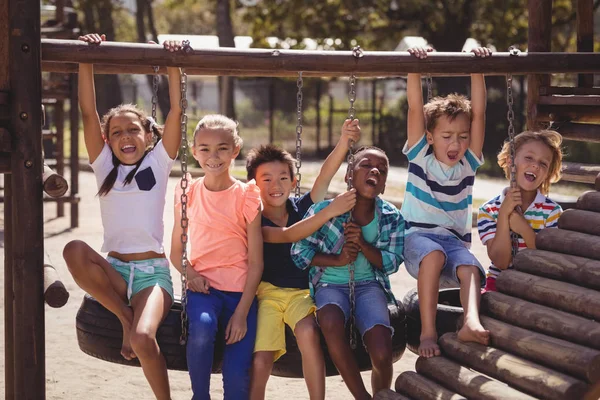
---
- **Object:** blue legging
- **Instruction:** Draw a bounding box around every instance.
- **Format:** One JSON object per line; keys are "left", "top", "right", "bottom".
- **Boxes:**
{"left": 186, "top": 288, "right": 258, "bottom": 400}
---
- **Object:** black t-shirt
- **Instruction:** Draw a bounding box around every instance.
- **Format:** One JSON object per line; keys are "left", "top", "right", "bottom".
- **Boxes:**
{"left": 262, "top": 192, "right": 314, "bottom": 289}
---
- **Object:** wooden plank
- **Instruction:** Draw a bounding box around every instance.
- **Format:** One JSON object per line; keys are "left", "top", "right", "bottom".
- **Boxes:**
{"left": 481, "top": 291, "right": 600, "bottom": 350}
{"left": 415, "top": 356, "right": 536, "bottom": 400}
{"left": 0, "top": 127, "right": 12, "bottom": 152}
{"left": 373, "top": 388, "right": 412, "bottom": 400}
{"left": 514, "top": 248, "right": 600, "bottom": 290}
{"left": 496, "top": 269, "right": 600, "bottom": 320}
{"left": 478, "top": 317, "right": 600, "bottom": 383}
{"left": 556, "top": 122, "right": 600, "bottom": 143}
{"left": 577, "top": 191, "right": 600, "bottom": 212}
{"left": 577, "top": 0, "right": 594, "bottom": 87}
{"left": 395, "top": 371, "right": 466, "bottom": 400}
{"left": 4, "top": 179, "right": 14, "bottom": 399}
{"left": 541, "top": 86, "right": 600, "bottom": 95}
{"left": 558, "top": 209, "right": 600, "bottom": 236}
{"left": 68, "top": 73, "right": 79, "bottom": 228}
{"left": 538, "top": 104, "right": 600, "bottom": 123}
{"left": 9, "top": 0, "right": 46, "bottom": 398}
{"left": 538, "top": 94, "right": 600, "bottom": 106}
{"left": 439, "top": 332, "right": 589, "bottom": 399}
{"left": 40, "top": 39, "right": 600, "bottom": 76}
{"left": 537, "top": 228, "right": 600, "bottom": 261}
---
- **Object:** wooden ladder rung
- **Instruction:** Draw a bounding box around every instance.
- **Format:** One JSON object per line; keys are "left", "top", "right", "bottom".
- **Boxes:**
{"left": 539, "top": 94, "right": 600, "bottom": 106}
{"left": 540, "top": 86, "right": 600, "bottom": 96}
{"left": 561, "top": 161, "right": 600, "bottom": 185}
{"left": 556, "top": 122, "right": 600, "bottom": 143}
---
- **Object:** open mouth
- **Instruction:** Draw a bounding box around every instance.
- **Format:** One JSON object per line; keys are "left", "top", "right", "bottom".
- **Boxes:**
{"left": 447, "top": 151, "right": 459, "bottom": 161}
{"left": 269, "top": 192, "right": 284, "bottom": 198}
{"left": 524, "top": 172, "right": 537, "bottom": 182}
{"left": 121, "top": 144, "right": 136, "bottom": 154}
{"left": 366, "top": 177, "right": 378, "bottom": 187}
{"left": 206, "top": 163, "right": 223, "bottom": 169}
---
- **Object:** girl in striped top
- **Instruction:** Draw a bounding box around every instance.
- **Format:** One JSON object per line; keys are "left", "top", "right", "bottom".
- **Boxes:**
{"left": 478, "top": 130, "right": 564, "bottom": 292}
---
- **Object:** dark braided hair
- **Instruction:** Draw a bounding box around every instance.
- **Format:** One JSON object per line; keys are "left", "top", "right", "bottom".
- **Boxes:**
{"left": 97, "top": 104, "right": 163, "bottom": 196}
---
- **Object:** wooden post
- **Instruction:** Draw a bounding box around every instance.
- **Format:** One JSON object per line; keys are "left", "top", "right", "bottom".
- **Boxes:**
{"left": 481, "top": 291, "right": 600, "bottom": 350}
{"left": 577, "top": 191, "right": 600, "bottom": 212}
{"left": 415, "top": 356, "right": 536, "bottom": 400}
{"left": 536, "top": 228, "right": 600, "bottom": 261}
{"left": 371, "top": 79, "right": 377, "bottom": 145}
{"left": 395, "top": 371, "right": 466, "bottom": 400}
{"left": 9, "top": 0, "right": 46, "bottom": 398}
{"left": 526, "top": 0, "right": 552, "bottom": 130}
{"left": 54, "top": 99, "right": 65, "bottom": 217}
{"left": 69, "top": 74, "right": 79, "bottom": 228}
{"left": 315, "top": 79, "right": 322, "bottom": 154}
{"left": 4, "top": 179, "right": 15, "bottom": 399}
{"left": 577, "top": 0, "right": 594, "bottom": 88}
{"left": 514, "top": 248, "right": 600, "bottom": 290}
{"left": 268, "top": 78, "right": 274, "bottom": 144}
{"left": 496, "top": 270, "right": 600, "bottom": 320}
{"left": 478, "top": 317, "right": 600, "bottom": 383}
{"left": 439, "top": 332, "right": 589, "bottom": 399}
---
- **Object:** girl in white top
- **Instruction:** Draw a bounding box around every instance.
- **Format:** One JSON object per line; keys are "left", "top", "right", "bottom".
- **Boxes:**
{"left": 62, "top": 33, "right": 183, "bottom": 400}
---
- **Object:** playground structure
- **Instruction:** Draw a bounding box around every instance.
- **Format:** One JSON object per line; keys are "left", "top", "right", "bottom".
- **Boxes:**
{"left": 1, "top": 0, "right": 600, "bottom": 398}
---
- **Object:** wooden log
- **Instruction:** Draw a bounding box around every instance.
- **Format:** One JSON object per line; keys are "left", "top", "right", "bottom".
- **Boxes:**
{"left": 40, "top": 39, "right": 600, "bottom": 76}
{"left": 439, "top": 333, "right": 589, "bottom": 400}
{"left": 536, "top": 228, "right": 600, "bottom": 261}
{"left": 43, "top": 264, "right": 69, "bottom": 308}
{"left": 42, "top": 163, "right": 68, "bottom": 198}
{"left": 556, "top": 122, "right": 600, "bottom": 143}
{"left": 577, "top": 191, "right": 600, "bottom": 212}
{"left": 496, "top": 270, "right": 600, "bottom": 320}
{"left": 373, "top": 389, "right": 412, "bottom": 400}
{"left": 561, "top": 162, "right": 600, "bottom": 185}
{"left": 558, "top": 209, "right": 600, "bottom": 236}
{"left": 415, "top": 356, "right": 536, "bottom": 400}
{"left": 481, "top": 291, "right": 600, "bottom": 351}
{"left": 395, "top": 371, "right": 466, "bottom": 400}
{"left": 513, "top": 248, "right": 600, "bottom": 290}
{"left": 584, "top": 381, "right": 600, "bottom": 400}
{"left": 478, "top": 316, "right": 600, "bottom": 383}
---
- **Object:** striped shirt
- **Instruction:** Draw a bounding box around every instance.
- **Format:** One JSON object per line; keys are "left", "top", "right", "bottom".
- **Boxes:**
{"left": 477, "top": 189, "right": 562, "bottom": 280}
{"left": 291, "top": 197, "right": 405, "bottom": 304}
{"left": 401, "top": 135, "right": 483, "bottom": 247}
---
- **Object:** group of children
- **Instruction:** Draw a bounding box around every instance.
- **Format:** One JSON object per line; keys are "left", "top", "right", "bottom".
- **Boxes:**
{"left": 63, "top": 35, "right": 565, "bottom": 400}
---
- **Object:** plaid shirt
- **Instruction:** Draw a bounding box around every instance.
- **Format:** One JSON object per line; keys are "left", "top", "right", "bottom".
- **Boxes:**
{"left": 291, "top": 197, "right": 405, "bottom": 304}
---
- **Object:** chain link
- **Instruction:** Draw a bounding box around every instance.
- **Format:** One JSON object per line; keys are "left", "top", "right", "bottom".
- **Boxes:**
{"left": 505, "top": 73, "right": 520, "bottom": 258}
{"left": 426, "top": 74, "right": 433, "bottom": 102}
{"left": 295, "top": 72, "right": 303, "bottom": 198}
{"left": 152, "top": 66, "right": 160, "bottom": 122}
{"left": 178, "top": 40, "right": 191, "bottom": 345}
{"left": 346, "top": 73, "right": 357, "bottom": 350}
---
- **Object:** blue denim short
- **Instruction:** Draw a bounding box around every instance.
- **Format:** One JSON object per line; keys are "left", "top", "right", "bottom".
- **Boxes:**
{"left": 403, "top": 232, "right": 485, "bottom": 288}
{"left": 107, "top": 256, "right": 174, "bottom": 303}
{"left": 314, "top": 280, "right": 393, "bottom": 338}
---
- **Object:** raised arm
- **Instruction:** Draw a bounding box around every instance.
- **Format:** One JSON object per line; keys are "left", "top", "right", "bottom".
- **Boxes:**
{"left": 310, "top": 119, "right": 361, "bottom": 202}
{"left": 406, "top": 46, "right": 432, "bottom": 149}
{"left": 159, "top": 40, "right": 185, "bottom": 158}
{"left": 78, "top": 34, "right": 107, "bottom": 163}
{"left": 468, "top": 47, "right": 492, "bottom": 159}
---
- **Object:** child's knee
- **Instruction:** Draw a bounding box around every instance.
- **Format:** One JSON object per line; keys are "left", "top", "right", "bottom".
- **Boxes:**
{"left": 129, "top": 329, "right": 156, "bottom": 358}
{"left": 294, "top": 315, "right": 319, "bottom": 344}
{"left": 252, "top": 351, "right": 275, "bottom": 372}
{"left": 317, "top": 306, "right": 345, "bottom": 334}
{"left": 456, "top": 264, "right": 482, "bottom": 279}
{"left": 420, "top": 250, "right": 445, "bottom": 269}
{"left": 62, "top": 240, "right": 89, "bottom": 266}
{"left": 187, "top": 314, "right": 217, "bottom": 351}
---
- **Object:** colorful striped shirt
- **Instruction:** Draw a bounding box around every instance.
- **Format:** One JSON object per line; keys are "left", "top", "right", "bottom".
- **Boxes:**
{"left": 291, "top": 197, "right": 405, "bottom": 304}
{"left": 401, "top": 135, "right": 483, "bottom": 247}
{"left": 477, "top": 188, "right": 562, "bottom": 280}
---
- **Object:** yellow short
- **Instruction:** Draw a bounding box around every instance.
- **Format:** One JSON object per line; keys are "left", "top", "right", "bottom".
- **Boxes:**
{"left": 254, "top": 281, "right": 316, "bottom": 361}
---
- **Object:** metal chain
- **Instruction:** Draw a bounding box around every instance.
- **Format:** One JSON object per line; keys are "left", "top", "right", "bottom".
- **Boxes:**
{"left": 347, "top": 72, "right": 357, "bottom": 350}
{"left": 152, "top": 66, "right": 160, "bottom": 122}
{"left": 506, "top": 72, "right": 520, "bottom": 258}
{"left": 178, "top": 40, "right": 191, "bottom": 345}
{"left": 294, "top": 72, "right": 303, "bottom": 198}
{"left": 426, "top": 74, "right": 433, "bottom": 102}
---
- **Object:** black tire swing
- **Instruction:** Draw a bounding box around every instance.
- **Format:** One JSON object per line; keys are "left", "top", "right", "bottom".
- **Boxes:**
{"left": 76, "top": 49, "right": 407, "bottom": 377}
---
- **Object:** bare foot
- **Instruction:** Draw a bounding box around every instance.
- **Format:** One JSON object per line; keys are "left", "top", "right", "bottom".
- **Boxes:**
{"left": 119, "top": 307, "right": 136, "bottom": 360}
{"left": 457, "top": 318, "right": 490, "bottom": 346}
{"left": 418, "top": 335, "right": 441, "bottom": 358}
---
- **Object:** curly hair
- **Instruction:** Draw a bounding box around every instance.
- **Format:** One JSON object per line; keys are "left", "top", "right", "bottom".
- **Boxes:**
{"left": 497, "top": 130, "right": 563, "bottom": 195}
{"left": 424, "top": 93, "right": 472, "bottom": 133}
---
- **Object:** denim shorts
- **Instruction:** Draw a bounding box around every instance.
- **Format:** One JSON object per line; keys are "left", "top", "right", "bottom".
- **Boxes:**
{"left": 315, "top": 280, "right": 393, "bottom": 338}
{"left": 403, "top": 232, "right": 485, "bottom": 288}
{"left": 107, "top": 256, "right": 174, "bottom": 303}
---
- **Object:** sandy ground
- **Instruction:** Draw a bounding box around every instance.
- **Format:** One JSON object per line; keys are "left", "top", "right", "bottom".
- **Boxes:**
{"left": 1, "top": 164, "right": 499, "bottom": 400}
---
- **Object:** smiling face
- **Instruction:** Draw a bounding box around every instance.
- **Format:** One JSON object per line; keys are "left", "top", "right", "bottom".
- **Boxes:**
{"left": 255, "top": 161, "right": 295, "bottom": 208}
{"left": 427, "top": 113, "right": 471, "bottom": 167}
{"left": 349, "top": 149, "right": 388, "bottom": 199}
{"left": 192, "top": 128, "right": 240, "bottom": 176}
{"left": 513, "top": 140, "right": 553, "bottom": 193}
{"left": 107, "top": 112, "right": 153, "bottom": 165}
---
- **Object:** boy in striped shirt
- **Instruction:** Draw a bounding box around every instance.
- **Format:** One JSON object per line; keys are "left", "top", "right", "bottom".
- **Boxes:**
{"left": 402, "top": 46, "right": 491, "bottom": 358}
{"left": 478, "top": 130, "right": 563, "bottom": 292}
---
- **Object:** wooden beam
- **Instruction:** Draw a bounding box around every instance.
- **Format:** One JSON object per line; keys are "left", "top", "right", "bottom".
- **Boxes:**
{"left": 556, "top": 122, "right": 600, "bottom": 143}
{"left": 395, "top": 371, "right": 466, "bottom": 400}
{"left": 496, "top": 270, "right": 600, "bottom": 320}
{"left": 561, "top": 162, "right": 600, "bottom": 185}
{"left": 478, "top": 317, "right": 600, "bottom": 383}
{"left": 538, "top": 95, "right": 600, "bottom": 106}
{"left": 527, "top": 0, "right": 552, "bottom": 130}
{"left": 481, "top": 291, "right": 600, "bottom": 350}
{"left": 40, "top": 39, "right": 600, "bottom": 77}
{"left": 541, "top": 86, "right": 600, "bottom": 95}
{"left": 538, "top": 104, "right": 600, "bottom": 123}
{"left": 439, "top": 332, "right": 589, "bottom": 399}
{"left": 577, "top": 0, "right": 594, "bottom": 87}
{"left": 415, "top": 356, "right": 536, "bottom": 400}
{"left": 537, "top": 228, "right": 600, "bottom": 261}
{"left": 9, "top": 0, "right": 45, "bottom": 397}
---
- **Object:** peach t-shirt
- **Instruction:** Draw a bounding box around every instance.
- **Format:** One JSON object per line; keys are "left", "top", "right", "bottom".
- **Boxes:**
{"left": 176, "top": 177, "right": 261, "bottom": 292}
